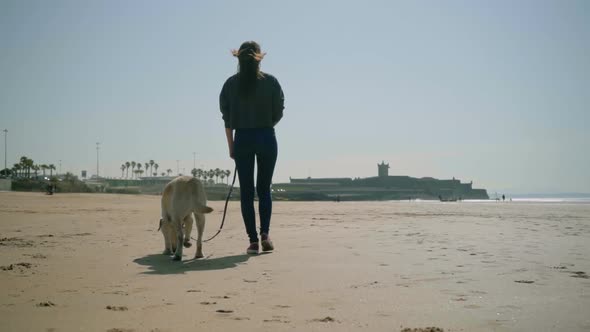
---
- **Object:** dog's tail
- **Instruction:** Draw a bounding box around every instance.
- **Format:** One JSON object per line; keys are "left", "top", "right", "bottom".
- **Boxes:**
{"left": 157, "top": 218, "right": 163, "bottom": 231}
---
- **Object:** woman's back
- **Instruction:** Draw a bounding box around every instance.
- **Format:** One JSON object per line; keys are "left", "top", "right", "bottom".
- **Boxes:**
{"left": 220, "top": 72, "right": 284, "bottom": 129}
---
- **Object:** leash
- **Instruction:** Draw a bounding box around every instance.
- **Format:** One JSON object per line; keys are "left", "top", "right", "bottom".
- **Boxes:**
{"left": 199, "top": 165, "right": 237, "bottom": 243}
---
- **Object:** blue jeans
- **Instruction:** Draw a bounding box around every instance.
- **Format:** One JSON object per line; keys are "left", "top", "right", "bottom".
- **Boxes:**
{"left": 234, "top": 128, "right": 278, "bottom": 243}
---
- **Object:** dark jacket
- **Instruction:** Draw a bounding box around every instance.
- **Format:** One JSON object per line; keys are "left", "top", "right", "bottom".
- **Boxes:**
{"left": 219, "top": 73, "right": 284, "bottom": 129}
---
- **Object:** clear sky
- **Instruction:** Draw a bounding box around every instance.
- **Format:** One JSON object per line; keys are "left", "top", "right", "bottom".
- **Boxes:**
{"left": 1, "top": 0, "right": 589, "bottom": 194}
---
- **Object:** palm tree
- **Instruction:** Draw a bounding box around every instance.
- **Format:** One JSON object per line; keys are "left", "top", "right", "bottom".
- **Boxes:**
{"left": 41, "top": 164, "right": 48, "bottom": 177}
{"left": 137, "top": 163, "right": 143, "bottom": 178}
{"left": 120, "top": 164, "right": 126, "bottom": 178}
{"left": 19, "top": 157, "right": 28, "bottom": 178}
{"left": 161, "top": 172, "right": 165, "bottom": 177}
{"left": 191, "top": 168, "right": 197, "bottom": 177}
{"left": 149, "top": 160, "right": 155, "bottom": 177}
{"left": 32, "top": 165, "right": 39, "bottom": 178}
{"left": 131, "top": 161, "right": 136, "bottom": 179}
{"left": 225, "top": 169, "right": 231, "bottom": 185}
{"left": 125, "top": 161, "right": 131, "bottom": 178}
{"left": 49, "top": 164, "right": 56, "bottom": 177}
{"left": 19, "top": 156, "right": 34, "bottom": 178}
{"left": 220, "top": 171, "right": 226, "bottom": 185}
{"left": 144, "top": 162, "right": 149, "bottom": 177}
{"left": 154, "top": 163, "right": 159, "bottom": 177}
{"left": 208, "top": 169, "right": 215, "bottom": 185}
{"left": 13, "top": 163, "right": 21, "bottom": 178}
{"left": 214, "top": 168, "right": 221, "bottom": 184}
{"left": 166, "top": 168, "right": 172, "bottom": 176}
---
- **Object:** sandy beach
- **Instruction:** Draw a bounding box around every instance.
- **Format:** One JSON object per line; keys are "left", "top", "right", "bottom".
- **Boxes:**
{"left": 1, "top": 192, "right": 589, "bottom": 332}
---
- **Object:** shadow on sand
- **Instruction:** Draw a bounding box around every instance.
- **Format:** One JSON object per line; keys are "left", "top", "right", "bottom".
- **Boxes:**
{"left": 133, "top": 253, "right": 253, "bottom": 275}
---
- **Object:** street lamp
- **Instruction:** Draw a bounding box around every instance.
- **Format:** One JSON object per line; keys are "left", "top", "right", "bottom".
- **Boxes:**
{"left": 2, "top": 129, "right": 7, "bottom": 174}
{"left": 96, "top": 142, "right": 100, "bottom": 178}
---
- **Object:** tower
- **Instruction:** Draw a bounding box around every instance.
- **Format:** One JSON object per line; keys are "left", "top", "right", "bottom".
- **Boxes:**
{"left": 378, "top": 161, "right": 389, "bottom": 178}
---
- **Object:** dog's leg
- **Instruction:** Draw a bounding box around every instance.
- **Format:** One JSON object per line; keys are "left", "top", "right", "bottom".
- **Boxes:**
{"left": 168, "top": 223, "right": 178, "bottom": 254}
{"left": 194, "top": 212, "right": 205, "bottom": 259}
{"left": 182, "top": 215, "right": 193, "bottom": 248}
{"left": 172, "top": 219, "right": 183, "bottom": 261}
{"left": 162, "top": 222, "right": 172, "bottom": 255}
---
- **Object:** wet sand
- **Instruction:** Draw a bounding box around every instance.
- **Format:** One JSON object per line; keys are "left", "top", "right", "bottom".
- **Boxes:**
{"left": 1, "top": 192, "right": 589, "bottom": 331}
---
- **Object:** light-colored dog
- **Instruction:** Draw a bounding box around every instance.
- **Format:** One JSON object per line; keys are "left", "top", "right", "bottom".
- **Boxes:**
{"left": 159, "top": 176, "right": 213, "bottom": 261}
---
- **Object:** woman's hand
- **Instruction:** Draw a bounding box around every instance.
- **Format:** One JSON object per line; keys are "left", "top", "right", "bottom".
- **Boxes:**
{"left": 228, "top": 143, "right": 235, "bottom": 159}
{"left": 225, "top": 128, "right": 235, "bottom": 159}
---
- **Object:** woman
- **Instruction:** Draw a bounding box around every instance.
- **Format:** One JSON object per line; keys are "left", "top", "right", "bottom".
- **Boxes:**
{"left": 219, "top": 41, "right": 284, "bottom": 254}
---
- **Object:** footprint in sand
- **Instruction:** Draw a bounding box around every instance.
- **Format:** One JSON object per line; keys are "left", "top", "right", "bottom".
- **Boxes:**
{"left": 200, "top": 301, "right": 217, "bottom": 305}
{"left": 216, "top": 309, "right": 233, "bottom": 313}
{"left": 310, "top": 316, "right": 336, "bottom": 323}
{"left": 264, "top": 318, "right": 291, "bottom": 323}
{"left": 30, "top": 253, "right": 47, "bottom": 259}
{"left": 106, "top": 329, "right": 135, "bottom": 332}
{"left": 36, "top": 301, "right": 56, "bottom": 307}
{"left": 464, "top": 304, "right": 482, "bottom": 309}
{"left": 106, "top": 305, "right": 128, "bottom": 311}
{"left": 274, "top": 304, "right": 291, "bottom": 309}
{"left": 0, "top": 237, "right": 33, "bottom": 248}
{"left": 514, "top": 280, "right": 535, "bottom": 284}
{"left": 400, "top": 328, "right": 445, "bottom": 332}
{"left": 1, "top": 262, "right": 34, "bottom": 272}
{"left": 571, "top": 271, "right": 589, "bottom": 279}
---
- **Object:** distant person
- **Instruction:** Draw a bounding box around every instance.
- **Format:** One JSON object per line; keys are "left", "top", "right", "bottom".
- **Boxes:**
{"left": 46, "top": 183, "right": 55, "bottom": 195}
{"left": 502, "top": 194, "right": 505, "bottom": 201}
{"left": 220, "top": 41, "right": 284, "bottom": 255}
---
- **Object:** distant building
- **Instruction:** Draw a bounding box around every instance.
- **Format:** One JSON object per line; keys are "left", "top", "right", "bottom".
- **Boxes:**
{"left": 275, "top": 161, "right": 489, "bottom": 201}
{"left": 378, "top": 161, "right": 390, "bottom": 178}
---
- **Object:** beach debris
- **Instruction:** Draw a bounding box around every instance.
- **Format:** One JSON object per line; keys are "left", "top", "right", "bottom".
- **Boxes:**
{"left": 311, "top": 316, "right": 336, "bottom": 323}
{"left": 401, "top": 327, "right": 444, "bottom": 332}
{"left": 200, "top": 301, "right": 217, "bottom": 305}
{"left": 106, "top": 305, "right": 128, "bottom": 311}
{"left": 351, "top": 281, "right": 379, "bottom": 288}
{"left": 186, "top": 289, "right": 201, "bottom": 292}
{"left": 36, "top": 301, "right": 56, "bottom": 307}
{"left": 514, "top": 280, "right": 534, "bottom": 284}
{"left": 571, "top": 271, "right": 589, "bottom": 279}
{"left": 216, "top": 309, "right": 233, "bottom": 313}
{"left": 243, "top": 279, "right": 257, "bottom": 283}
